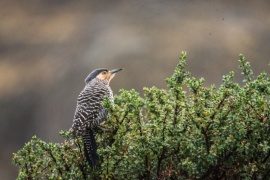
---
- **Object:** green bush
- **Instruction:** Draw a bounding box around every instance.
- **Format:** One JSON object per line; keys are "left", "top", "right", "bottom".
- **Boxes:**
{"left": 13, "top": 52, "right": 270, "bottom": 179}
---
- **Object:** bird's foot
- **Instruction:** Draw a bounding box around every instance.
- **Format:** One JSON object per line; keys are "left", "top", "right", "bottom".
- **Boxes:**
{"left": 100, "top": 121, "right": 106, "bottom": 126}
{"left": 97, "top": 126, "right": 110, "bottom": 132}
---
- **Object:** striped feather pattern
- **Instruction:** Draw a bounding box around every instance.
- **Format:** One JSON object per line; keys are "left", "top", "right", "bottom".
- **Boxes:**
{"left": 72, "top": 78, "right": 113, "bottom": 135}
{"left": 71, "top": 78, "right": 113, "bottom": 166}
{"left": 82, "top": 129, "right": 98, "bottom": 166}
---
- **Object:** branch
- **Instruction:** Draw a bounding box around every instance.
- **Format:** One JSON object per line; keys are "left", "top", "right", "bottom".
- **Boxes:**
{"left": 156, "top": 146, "right": 166, "bottom": 178}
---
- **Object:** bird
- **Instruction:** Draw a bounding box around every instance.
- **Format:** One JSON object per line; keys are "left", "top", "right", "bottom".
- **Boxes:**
{"left": 71, "top": 68, "right": 123, "bottom": 166}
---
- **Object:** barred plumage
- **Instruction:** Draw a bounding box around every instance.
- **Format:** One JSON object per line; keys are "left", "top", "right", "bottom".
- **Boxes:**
{"left": 71, "top": 68, "right": 122, "bottom": 166}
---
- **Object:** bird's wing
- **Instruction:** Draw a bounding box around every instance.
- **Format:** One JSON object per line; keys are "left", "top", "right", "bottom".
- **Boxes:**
{"left": 72, "top": 85, "right": 109, "bottom": 134}
{"left": 95, "top": 107, "right": 109, "bottom": 125}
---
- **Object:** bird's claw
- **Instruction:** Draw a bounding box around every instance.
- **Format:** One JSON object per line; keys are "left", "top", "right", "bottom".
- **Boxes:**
{"left": 97, "top": 126, "right": 109, "bottom": 132}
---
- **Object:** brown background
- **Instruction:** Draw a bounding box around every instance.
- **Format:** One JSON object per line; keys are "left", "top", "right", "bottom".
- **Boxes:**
{"left": 1, "top": 1, "right": 270, "bottom": 179}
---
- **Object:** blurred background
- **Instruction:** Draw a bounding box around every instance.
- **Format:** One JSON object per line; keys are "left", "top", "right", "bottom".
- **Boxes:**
{"left": 1, "top": 0, "right": 270, "bottom": 179}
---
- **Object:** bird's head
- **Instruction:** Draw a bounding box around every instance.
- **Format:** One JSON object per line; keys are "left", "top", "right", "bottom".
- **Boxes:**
{"left": 85, "top": 68, "right": 123, "bottom": 83}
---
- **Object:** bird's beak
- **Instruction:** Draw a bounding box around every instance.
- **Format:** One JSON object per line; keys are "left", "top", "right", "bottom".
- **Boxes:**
{"left": 110, "top": 68, "right": 123, "bottom": 74}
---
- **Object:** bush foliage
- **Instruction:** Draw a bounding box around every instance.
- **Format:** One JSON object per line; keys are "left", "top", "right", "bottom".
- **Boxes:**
{"left": 13, "top": 52, "right": 270, "bottom": 179}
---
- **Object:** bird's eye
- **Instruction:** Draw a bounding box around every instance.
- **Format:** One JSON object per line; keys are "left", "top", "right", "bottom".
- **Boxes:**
{"left": 102, "top": 71, "right": 107, "bottom": 75}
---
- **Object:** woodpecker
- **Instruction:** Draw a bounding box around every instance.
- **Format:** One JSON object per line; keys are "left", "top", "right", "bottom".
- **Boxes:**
{"left": 71, "top": 68, "right": 123, "bottom": 166}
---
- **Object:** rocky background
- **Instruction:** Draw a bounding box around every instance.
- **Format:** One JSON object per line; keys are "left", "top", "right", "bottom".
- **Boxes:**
{"left": 1, "top": 1, "right": 270, "bottom": 179}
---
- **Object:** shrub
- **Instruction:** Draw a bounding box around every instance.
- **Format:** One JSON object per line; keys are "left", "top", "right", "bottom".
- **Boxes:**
{"left": 13, "top": 52, "right": 270, "bottom": 179}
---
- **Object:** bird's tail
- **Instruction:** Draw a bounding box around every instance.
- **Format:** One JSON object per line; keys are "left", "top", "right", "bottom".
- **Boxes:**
{"left": 82, "top": 129, "right": 99, "bottom": 167}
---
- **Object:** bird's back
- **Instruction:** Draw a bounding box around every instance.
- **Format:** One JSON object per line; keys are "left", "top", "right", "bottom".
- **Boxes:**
{"left": 72, "top": 78, "right": 112, "bottom": 135}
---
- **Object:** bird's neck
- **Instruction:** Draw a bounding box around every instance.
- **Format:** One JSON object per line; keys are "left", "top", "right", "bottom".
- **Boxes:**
{"left": 93, "top": 78, "right": 109, "bottom": 85}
